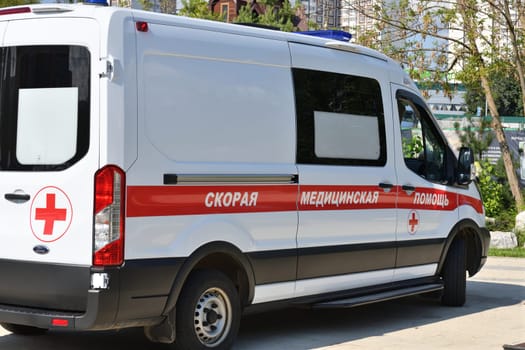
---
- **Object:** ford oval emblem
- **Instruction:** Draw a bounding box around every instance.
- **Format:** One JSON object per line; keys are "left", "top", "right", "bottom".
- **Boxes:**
{"left": 33, "top": 245, "right": 50, "bottom": 255}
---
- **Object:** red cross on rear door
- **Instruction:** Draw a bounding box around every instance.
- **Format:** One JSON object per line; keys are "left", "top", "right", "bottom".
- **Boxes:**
{"left": 30, "top": 186, "right": 73, "bottom": 243}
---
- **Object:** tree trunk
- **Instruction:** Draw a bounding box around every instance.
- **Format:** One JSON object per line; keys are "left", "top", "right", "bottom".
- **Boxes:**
{"left": 480, "top": 74, "right": 524, "bottom": 209}
{"left": 459, "top": 0, "right": 524, "bottom": 210}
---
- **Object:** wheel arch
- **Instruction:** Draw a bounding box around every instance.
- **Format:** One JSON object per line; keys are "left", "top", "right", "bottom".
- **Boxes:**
{"left": 437, "top": 219, "right": 490, "bottom": 277}
{"left": 162, "top": 241, "right": 256, "bottom": 316}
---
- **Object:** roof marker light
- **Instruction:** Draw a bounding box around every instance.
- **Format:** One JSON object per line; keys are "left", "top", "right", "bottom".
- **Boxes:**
{"left": 136, "top": 21, "right": 149, "bottom": 32}
{"left": 297, "top": 30, "right": 352, "bottom": 42}
{"left": 0, "top": 7, "right": 31, "bottom": 16}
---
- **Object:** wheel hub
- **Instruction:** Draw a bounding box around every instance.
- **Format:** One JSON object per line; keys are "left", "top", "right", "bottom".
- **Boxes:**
{"left": 193, "top": 287, "right": 232, "bottom": 347}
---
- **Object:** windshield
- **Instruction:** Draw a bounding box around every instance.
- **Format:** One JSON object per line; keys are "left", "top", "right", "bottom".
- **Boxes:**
{"left": 0, "top": 45, "right": 90, "bottom": 171}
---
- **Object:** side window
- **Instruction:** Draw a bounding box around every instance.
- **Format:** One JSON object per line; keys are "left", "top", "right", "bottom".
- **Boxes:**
{"left": 398, "top": 95, "right": 446, "bottom": 183}
{"left": 294, "top": 68, "right": 386, "bottom": 166}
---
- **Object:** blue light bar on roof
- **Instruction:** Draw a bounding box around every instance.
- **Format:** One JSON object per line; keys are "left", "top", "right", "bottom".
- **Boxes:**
{"left": 84, "top": 0, "right": 109, "bottom": 5}
{"left": 297, "top": 30, "right": 352, "bottom": 42}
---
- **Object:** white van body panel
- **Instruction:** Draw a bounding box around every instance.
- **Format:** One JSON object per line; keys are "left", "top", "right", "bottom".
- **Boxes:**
{"left": 125, "top": 20, "right": 298, "bottom": 263}
{"left": 125, "top": 212, "right": 298, "bottom": 259}
{"left": 101, "top": 11, "right": 139, "bottom": 170}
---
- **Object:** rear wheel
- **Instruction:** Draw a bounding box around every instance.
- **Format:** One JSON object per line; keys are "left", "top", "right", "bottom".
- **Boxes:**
{"left": 0, "top": 323, "right": 48, "bottom": 335}
{"left": 174, "top": 270, "right": 241, "bottom": 350}
{"left": 441, "top": 237, "right": 466, "bottom": 306}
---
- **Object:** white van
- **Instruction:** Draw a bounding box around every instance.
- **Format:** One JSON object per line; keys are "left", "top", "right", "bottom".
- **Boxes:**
{"left": 0, "top": 3, "right": 489, "bottom": 349}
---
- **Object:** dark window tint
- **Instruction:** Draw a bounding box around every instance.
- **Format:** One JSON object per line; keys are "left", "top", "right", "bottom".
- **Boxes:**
{"left": 294, "top": 68, "right": 386, "bottom": 166}
{"left": 0, "top": 45, "right": 90, "bottom": 171}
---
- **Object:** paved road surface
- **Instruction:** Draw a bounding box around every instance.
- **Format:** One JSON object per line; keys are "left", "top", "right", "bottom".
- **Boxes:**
{"left": 1, "top": 257, "right": 524, "bottom": 349}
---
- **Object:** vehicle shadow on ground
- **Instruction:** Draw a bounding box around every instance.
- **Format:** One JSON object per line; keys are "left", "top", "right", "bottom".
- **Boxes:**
{"left": 0, "top": 281, "right": 523, "bottom": 350}
{"left": 234, "top": 280, "right": 525, "bottom": 349}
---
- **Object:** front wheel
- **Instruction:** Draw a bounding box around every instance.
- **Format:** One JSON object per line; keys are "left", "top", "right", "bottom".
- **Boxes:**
{"left": 441, "top": 237, "right": 466, "bottom": 306}
{"left": 174, "top": 270, "right": 241, "bottom": 350}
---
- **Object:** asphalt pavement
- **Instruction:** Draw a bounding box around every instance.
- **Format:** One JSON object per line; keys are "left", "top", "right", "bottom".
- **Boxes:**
{"left": 0, "top": 256, "right": 524, "bottom": 349}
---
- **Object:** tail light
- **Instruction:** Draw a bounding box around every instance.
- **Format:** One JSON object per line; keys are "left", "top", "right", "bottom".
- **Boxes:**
{"left": 93, "top": 165, "right": 125, "bottom": 266}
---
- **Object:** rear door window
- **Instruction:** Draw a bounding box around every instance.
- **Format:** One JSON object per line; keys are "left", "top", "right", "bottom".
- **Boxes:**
{"left": 0, "top": 45, "right": 90, "bottom": 171}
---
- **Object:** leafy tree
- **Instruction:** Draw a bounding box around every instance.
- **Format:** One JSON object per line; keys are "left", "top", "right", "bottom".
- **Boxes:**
{"left": 179, "top": 0, "right": 218, "bottom": 20}
{"left": 160, "top": 0, "right": 177, "bottom": 14}
{"left": 118, "top": 0, "right": 132, "bottom": 8}
{"left": 478, "top": 160, "right": 506, "bottom": 217}
{"left": 234, "top": 0, "right": 298, "bottom": 32}
{"left": 454, "top": 114, "right": 493, "bottom": 160}
{"left": 0, "top": 0, "right": 37, "bottom": 7}
{"left": 138, "top": 0, "right": 153, "bottom": 11}
{"left": 345, "top": 0, "right": 525, "bottom": 209}
{"left": 464, "top": 63, "right": 523, "bottom": 117}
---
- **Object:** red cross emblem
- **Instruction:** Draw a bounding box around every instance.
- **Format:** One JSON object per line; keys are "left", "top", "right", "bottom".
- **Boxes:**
{"left": 30, "top": 186, "right": 73, "bottom": 242}
{"left": 408, "top": 210, "right": 419, "bottom": 234}
{"left": 35, "top": 194, "right": 67, "bottom": 235}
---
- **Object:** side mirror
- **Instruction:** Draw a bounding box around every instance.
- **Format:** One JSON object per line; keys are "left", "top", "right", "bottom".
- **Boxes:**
{"left": 457, "top": 147, "right": 474, "bottom": 185}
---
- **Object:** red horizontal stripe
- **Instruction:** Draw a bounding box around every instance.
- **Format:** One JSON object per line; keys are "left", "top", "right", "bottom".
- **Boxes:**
{"left": 298, "top": 185, "right": 397, "bottom": 210}
{"left": 458, "top": 193, "right": 484, "bottom": 214}
{"left": 126, "top": 184, "right": 484, "bottom": 217}
{"left": 127, "top": 185, "right": 297, "bottom": 217}
{"left": 397, "top": 187, "right": 457, "bottom": 211}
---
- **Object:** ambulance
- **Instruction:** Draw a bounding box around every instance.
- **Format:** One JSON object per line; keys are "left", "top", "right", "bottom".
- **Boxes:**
{"left": 0, "top": 2, "right": 490, "bottom": 349}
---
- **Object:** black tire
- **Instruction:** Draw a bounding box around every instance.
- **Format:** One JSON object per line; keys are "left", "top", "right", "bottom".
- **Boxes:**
{"left": 441, "top": 237, "right": 466, "bottom": 306}
{"left": 0, "top": 323, "right": 48, "bottom": 335}
{"left": 173, "top": 270, "right": 241, "bottom": 350}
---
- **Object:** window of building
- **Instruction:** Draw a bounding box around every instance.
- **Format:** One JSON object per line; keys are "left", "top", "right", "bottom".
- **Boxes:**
{"left": 221, "top": 3, "right": 229, "bottom": 22}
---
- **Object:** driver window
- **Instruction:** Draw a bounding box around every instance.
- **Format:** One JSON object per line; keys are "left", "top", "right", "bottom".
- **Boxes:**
{"left": 398, "top": 97, "right": 446, "bottom": 183}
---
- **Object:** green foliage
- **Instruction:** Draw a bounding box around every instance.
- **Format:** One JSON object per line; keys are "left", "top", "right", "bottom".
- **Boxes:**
{"left": 488, "top": 247, "right": 525, "bottom": 257}
{"left": 234, "top": 0, "right": 298, "bottom": 32}
{"left": 235, "top": 2, "right": 256, "bottom": 24}
{"left": 478, "top": 161, "right": 506, "bottom": 218}
{"left": 487, "top": 206, "right": 517, "bottom": 231}
{"left": 479, "top": 159, "right": 517, "bottom": 231}
{"left": 159, "top": 0, "right": 177, "bottom": 14}
{"left": 453, "top": 114, "right": 493, "bottom": 160}
{"left": 453, "top": 110, "right": 516, "bottom": 230}
{"left": 402, "top": 135, "right": 423, "bottom": 158}
{"left": 514, "top": 229, "right": 525, "bottom": 247}
{"left": 460, "top": 61, "right": 524, "bottom": 117}
{"left": 138, "top": 0, "right": 153, "bottom": 11}
{"left": 0, "top": 0, "right": 37, "bottom": 7}
{"left": 179, "top": 0, "right": 218, "bottom": 20}
{"left": 489, "top": 68, "right": 523, "bottom": 116}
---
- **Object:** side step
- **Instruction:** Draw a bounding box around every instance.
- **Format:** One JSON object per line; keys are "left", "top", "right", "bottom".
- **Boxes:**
{"left": 312, "top": 283, "right": 444, "bottom": 309}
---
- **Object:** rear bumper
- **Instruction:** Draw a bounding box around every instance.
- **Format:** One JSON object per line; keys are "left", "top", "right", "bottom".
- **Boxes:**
{"left": 0, "top": 259, "right": 120, "bottom": 330}
{"left": 0, "top": 258, "right": 184, "bottom": 330}
{"left": 0, "top": 289, "right": 116, "bottom": 330}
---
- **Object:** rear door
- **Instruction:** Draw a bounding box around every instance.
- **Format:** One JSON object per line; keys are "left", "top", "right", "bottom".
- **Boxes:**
{"left": 0, "top": 17, "right": 99, "bottom": 267}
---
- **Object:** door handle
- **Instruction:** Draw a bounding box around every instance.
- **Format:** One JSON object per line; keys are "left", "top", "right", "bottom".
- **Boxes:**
{"left": 379, "top": 183, "right": 394, "bottom": 192}
{"left": 402, "top": 185, "right": 416, "bottom": 194}
{"left": 5, "top": 192, "right": 30, "bottom": 203}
